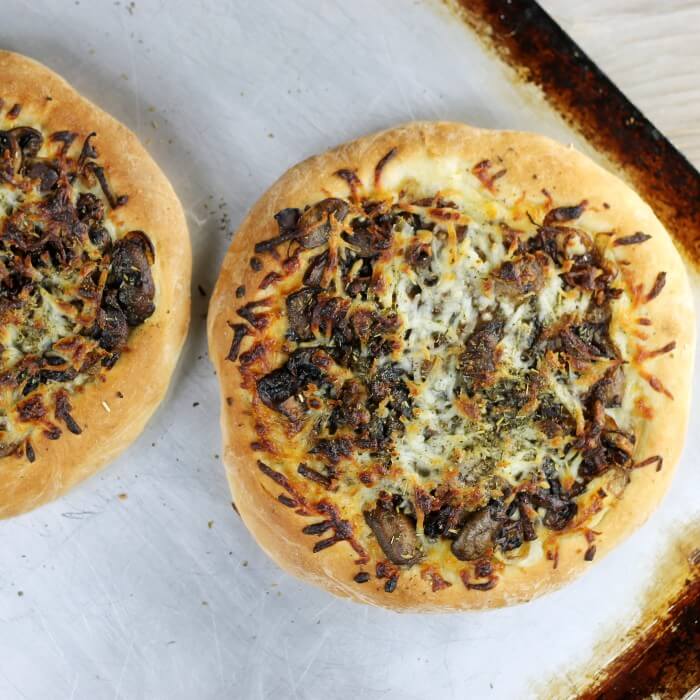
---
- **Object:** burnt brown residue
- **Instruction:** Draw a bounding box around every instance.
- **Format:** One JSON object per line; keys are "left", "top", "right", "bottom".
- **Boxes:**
{"left": 645, "top": 272, "right": 666, "bottom": 303}
{"left": 6, "top": 103, "right": 21, "bottom": 119}
{"left": 546, "top": 525, "right": 700, "bottom": 700}
{"left": 55, "top": 391, "right": 82, "bottom": 435}
{"left": 297, "top": 463, "right": 332, "bottom": 489}
{"left": 374, "top": 148, "right": 397, "bottom": 189}
{"left": 580, "top": 583, "right": 700, "bottom": 700}
{"left": 450, "top": 0, "right": 700, "bottom": 267}
{"left": 335, "top": 168, "right": 363, "bottom": 202}
{"left": 256, "top": 460, "right": 310, "bottom": 515}
{"left": 613, "top": 232, "right": 652, "bottom": 247}
{"left": 225, "top": 323, "right": 248, "bottom": 362}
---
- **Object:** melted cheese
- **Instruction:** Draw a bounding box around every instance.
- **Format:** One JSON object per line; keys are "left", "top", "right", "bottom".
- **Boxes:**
{"left": 245, "top": 176, "right": 643, "bottom": 575}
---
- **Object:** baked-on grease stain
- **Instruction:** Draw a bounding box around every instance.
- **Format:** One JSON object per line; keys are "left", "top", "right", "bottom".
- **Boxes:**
{"left": 544, "top": 528, "right": 700, "bottom": 698}
{"left": 578, "top": 568, "right": 700, "bottom": 699}
{"left": 449, "top": 0, "right": 700, "bottom": 267}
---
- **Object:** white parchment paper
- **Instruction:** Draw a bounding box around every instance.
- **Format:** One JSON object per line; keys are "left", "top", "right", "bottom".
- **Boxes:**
{"left": 0, "top": 1, "right": 697, "bottom": 698}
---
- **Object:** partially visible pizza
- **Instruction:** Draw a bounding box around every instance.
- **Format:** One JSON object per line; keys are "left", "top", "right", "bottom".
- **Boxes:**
{"left": 0, "top": 52, "right": 190, "bottom": 517}
{"left": 208, "top": 122, "right": 694, "bottom": 611}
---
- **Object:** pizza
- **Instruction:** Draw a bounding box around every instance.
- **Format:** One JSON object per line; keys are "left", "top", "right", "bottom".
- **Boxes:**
{"left": 208, "top": 122, "right": 694, "bottom": 611}
{"left": 0, "top": 52, "right": 190, "bottom": 517}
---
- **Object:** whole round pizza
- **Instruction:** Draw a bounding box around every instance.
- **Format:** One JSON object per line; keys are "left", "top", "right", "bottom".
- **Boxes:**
{"left": 208, "top": 122, "right": 694, "bottom": 611}
{"left": 0, "top": 52, "right": 190, "bottom": 517}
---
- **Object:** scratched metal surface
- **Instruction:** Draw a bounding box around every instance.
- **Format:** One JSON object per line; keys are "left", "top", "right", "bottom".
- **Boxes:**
{"left": 0, "top": 2, "right": 697, "bottom": 699}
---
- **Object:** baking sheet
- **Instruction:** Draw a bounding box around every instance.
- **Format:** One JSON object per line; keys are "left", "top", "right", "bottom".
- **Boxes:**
{"left": 0, "top": 1, "right": 698, "bottom": 698}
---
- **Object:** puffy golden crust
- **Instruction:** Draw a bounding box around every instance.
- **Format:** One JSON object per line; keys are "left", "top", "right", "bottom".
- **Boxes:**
{"left": 208, "top": 121, "right": 695, "bottom": 611}
{"left": 0, "top": 51, "right": 191, "bottom": 517}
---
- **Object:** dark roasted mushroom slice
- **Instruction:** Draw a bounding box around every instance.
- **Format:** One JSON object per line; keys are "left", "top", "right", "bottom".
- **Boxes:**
{"left": 23, "top": 161, "right": 59, "bottom": 192}
{"left": 286, "top": 287, "right": 317, "bottom": 341}
{"left": 88, "top": 226, "right": 112, "bottom": 252}
{"left": 423, "top": 504, "right": 466, "bottom": 539}
{"left": 287, "top": 347, "right": 328, "bottom": 386}
{"left": 96, "top": 293, "right": 129, "bottom": 351}
{"left": 297, "top": 198, "right": 349, "bottom": 249}
{"left": 257, "top": 368, "right": 297, "bottom": 411}
{"left": 364, "top": 500, "right": 422, "bottom": 566}
{"left": 542, "top": 499, "right": 577, "bottom": 530}
{"left": 256, "top": 347, "right": 329, "bottom": 416}
{"left": 303, "top": 251, "right": 329, "bottom": 287}
{"left": 336, "top": 379, "right": 369, "bottom": 429}
{"left": 451, "top": 505, "right": 503, "bottom": 561}
{"left": 277, "top": 396, "right": 306, "bottom": 423}
{"left": 459, "top": 317, "right": 504, "bottom": 389}
{"left": 368, "top": 362, "right": 411, "bottom": 418}
{"left": 9, "top": 126, "right": 43, "bottom": 160}
{"left": 76, "top": 192, "right": 105, "bottom": 224}
{"left": 254, "top": 199, "right": 348, "bottom": 253}
{"left": 406, "top": 241, "right": 432, "bottom": 271}
{"left": 108, "top": 232, "right": 155, "bottom": 325}
{"left": 494, "top": 253, "right": 547, "bottom": 295}
{"left": 274, "top": 207, "right": 301, "bottom": 232}
{"left": 531, "top": 483, "right": 578, "bottom": 531}
{"left": 589, "top": 364, "right": 625, "bottom": 407}
{"left": 534, "top": 394, "right": 574, "bottom": 438}
{"left": 573, "top": 302, "right": 618, "bottom": 359}
{"left": 342, "top": 220, "right": 393, "bottom": 257}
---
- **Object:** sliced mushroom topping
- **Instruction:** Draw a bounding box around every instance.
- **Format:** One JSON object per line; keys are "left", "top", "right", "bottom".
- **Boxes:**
{"left": 575, "top": 303, "right": 618, "bottom": 359}
{"left": 342, "top": 219, "right": 393, "bottom": 257}
{"left": 76, "top": 192, "right": 105, "bottom": 224}
{"left": 336, "top": 379, "right": 370, "bottom": 429}
{"left": 277, "top": 395, "right": 306, "bottom": 423}
{"left": 297, "top": 198, "right": 349, "bottom": 249}
{"left": 303, "top": 251, "right": 329, "bottom": 287}
{"left": 257, "top": 368, "right": 297, "bottom": 411}
{"left": 368, "top": 362, "right": 411, "bottom": 418}
{"left": 424, "top": 504, "right": 466, "bottom": 539}
{"left": 23, "top": 161, "right": 59, "bottom": 192}
{"left": 96, "top": 292, "right": 129, "bottom": 351}
{"left": 589, "top": 364, "right": 625, "bottom": 408}
{"left": 534, "top": 394, "right": 574, "bottom": 438}
{"left": 0, "top": 127, "right": 43, "bottom": 175}
{"left": 286, "top": 347, "right": 329, "bottom": 386}
{"left": 406, "top": 241, "right": 432, "bottom": 271}
{"left": 494, "top": 253, "right": 547, "bottom": 295}
{"left": 531, "top": 483, "right": 578, "bottom": 531}
{"left": 364, "top": 499, "right": 422, "bottom": 565}
{"left": 107, "top": 232, "right": 155, "bottom": 325}
{"left": 254, "top": 199, "right": 348, "bottom": 253}
{"left": 256, "top": 348, "right": 329, "bottom": 416}
{"left": 12, "top": 127, "right": 43, "bottom": 158}
{"left": 286, "top": 287, "right": 317, "bottom": 341}
{"left": 274, "top": 207, "right": 301, "bottom": 232}
{"left": 88, "top": 226, "right": 112, "bottom": 252}
{"left": 459, "top": 317, "right": 504, "bottom": 389}
{"left": 451, "top": 505, "right": 503, "bottom": 561}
